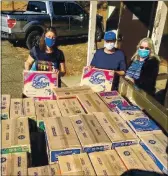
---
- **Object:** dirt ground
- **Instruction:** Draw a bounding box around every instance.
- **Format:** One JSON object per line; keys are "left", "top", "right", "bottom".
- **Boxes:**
{"left": 1, "top": 39, "right": 104, "bottom": 98}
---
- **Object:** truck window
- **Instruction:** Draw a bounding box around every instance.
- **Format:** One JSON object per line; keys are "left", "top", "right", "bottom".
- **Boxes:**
{"left": 67, "top": 3, "right": 84, "bottom": 16}
{"left": 52, "top": 2, "right": 67, "bottom": 15}
{"left": 27, "top": 1, "right": 46, "bottom": 13}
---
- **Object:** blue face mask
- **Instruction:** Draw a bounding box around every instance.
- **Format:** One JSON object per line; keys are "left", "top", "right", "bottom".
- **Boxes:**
{"left": 45, "top": 37, "right": 55, "bottom": 47}
{"left": 138, "top": 49, "right": 150, "bottom": 59}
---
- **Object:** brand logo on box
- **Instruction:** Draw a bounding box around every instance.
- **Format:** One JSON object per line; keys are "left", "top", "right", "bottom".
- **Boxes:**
{"left": 122, "top": 129, "right": 129, "bottom": 133}
{"left": 1, "top": 157, "right": 7, "bottom": 163}
{"left": 124, "top": 151, "right": 130, "bottom": 156}
{"left": 18, "top": 135, "right": 25, "bottom": 140}
{"left": 32, "top": 75, "right": 50, "bottom": 89}
{"left": 76, "top": 120, "right": 82, "bottom": 124}
{"left": 149, "top": 140, "right": 156, "bottom": 144}
{"left": 89, "top": 71, "right": 105, "bottom": 85}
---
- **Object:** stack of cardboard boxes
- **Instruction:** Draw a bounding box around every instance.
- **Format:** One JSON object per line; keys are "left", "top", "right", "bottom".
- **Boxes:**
{"left": 1, "top": 87, "right": 168, "bottom": 175}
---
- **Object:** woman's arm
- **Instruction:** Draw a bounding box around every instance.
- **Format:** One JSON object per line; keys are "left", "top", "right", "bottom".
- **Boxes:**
{"left": 59, "top": 62, "right": 66, "bottom": 77}
{"left": 25, "top": 55, "right": 35, "bottom": 70}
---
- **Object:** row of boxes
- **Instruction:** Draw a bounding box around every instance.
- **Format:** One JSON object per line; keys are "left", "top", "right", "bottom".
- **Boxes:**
{"left": 2, "top": 144, "right": 164, "bottom": 176}
{"left": 1, "top": 152, "right": 59, "bottom": 176}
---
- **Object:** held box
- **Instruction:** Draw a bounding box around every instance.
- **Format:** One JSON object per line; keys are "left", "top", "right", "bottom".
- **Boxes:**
{"left": 1, "top": 94, "right": 11, "bottom": 119}
{"left": 131, "top": 145, "right": 162, "bottom": 173}
{"left": 115, "top": 146, "right": 146, "bottom": 171}
{"left": 89, "top": 150, "right": 127, "bottom": 176}
{"left": 35, "top": 101, "right": 49, "bottom": 131}
{"left": 10, "top": 98, "right": 23, "bottom": 119}
{"left": 58, "top": 153, "right": 96, "bottom": 176}
{"left": 44, "top": 117, "right": 81, "bottom": 164}
{"left": 57, "top": 98, "right": 86, "bottom": 117}
{"left": 80, "top": 67, "right": 114, "bottom": 92}
{"left": 53, "top": 85, "right": 93, "bottom": 99}
{"left": 28, "top": 164, "right": 60, "bottom": 176}
{"left": 45, "top": 100, "right": 62, "bottom": 117}
{"left": 93, "top": 112, "right": 139, "bottom": 148}
{"left": 70, "top": 114, "right": 111, "bottom": 153}
{"left": 139, "top": 134, "right": 168, "bottom": 174}
{"left": 77, "top": 93, "right": 110, "bottom": 113}
{"left": 23, "top": 98, "right": 36, "bottom": 121}
{"left": 23, "top": 70, "right": 58, "bottom": 99}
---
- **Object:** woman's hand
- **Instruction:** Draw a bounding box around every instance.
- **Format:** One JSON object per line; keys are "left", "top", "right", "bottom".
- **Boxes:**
{"left": 125, "top": 75, "right": 135, "bottom": 83}
{"left": 53, "top": 68, "right": 59, "bottom": 74}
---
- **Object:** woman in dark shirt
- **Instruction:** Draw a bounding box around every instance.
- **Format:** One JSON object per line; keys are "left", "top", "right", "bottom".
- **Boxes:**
{"left": 125, "top": 38, "right": 160, "bottom": 95}
{"left": 25, "top": 27, "right": 66, "bottom": 75}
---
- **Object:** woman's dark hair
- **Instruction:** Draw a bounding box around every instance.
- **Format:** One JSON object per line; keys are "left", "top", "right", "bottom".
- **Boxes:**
{"left": 39, "top": 27, "right": 57, "bottom": 51}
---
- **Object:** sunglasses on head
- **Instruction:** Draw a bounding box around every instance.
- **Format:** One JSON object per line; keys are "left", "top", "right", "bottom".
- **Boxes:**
{"left": 139, "top": 46, "right": 150, "bottom": 50}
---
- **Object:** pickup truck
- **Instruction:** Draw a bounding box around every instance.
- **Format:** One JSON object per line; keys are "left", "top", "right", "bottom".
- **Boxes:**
{"left": 1, "top": 1, "right": 104, "bottom": 49}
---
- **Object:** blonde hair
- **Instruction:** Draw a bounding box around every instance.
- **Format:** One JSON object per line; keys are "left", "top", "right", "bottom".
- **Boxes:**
{"left": 131, "top": 38, "right": 160, "bottom": 61}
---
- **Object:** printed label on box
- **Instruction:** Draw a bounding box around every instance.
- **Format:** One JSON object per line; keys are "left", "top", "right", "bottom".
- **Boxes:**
{"left": 81, "top": 67, "right": 114, "bottom": 92}
{"left": 23, "top": 71, "right": 58, "bottom": 99}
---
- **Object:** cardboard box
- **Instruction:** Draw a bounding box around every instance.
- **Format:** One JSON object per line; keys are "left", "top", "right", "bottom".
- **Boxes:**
{"left": 11, "top": 117, "right": 31, "bottom": 153}
{"left": 98, "top": 91, "right": 129, "bottom": 109}
{"left": 28, "top": 164, "right": 60, "bottom": 176}
{"left": 154, "top": 133, "right": 168, "bottom": 147}
{"left": 45, "top": 100, "right": 62, "bottom": 117}
{"left": 23, "top": 98, "right": 36, "bottom": 121}
{"left": 50, "top": 163, "right": 61, "bottom": 176}
{"left": 23, "top": 70, "right": 58, "bottom": 99}
{"left": 93, "top": 112, "right": 139, "bottom": 148}
{"left": 1, "top": 154, "right": 12, "bottom": 176}
{"left": 115, "top": 146, "right": 146, "bottom": 171}
{"left": 11, "top": 152, "right": 28, "bottom": 176}
{"left": 57, "top": 98, "right": 86, "bottom": 117}
{"left": 2, "top": 120, "right": 12, "bottom": 153}
{"left": 10, "top": 98, "right": 23, "bottom": 119}
{"left": 80, "top": 67, "right": 114, "bottom": 92}
{"left": 70, "top": 114, "right": 111, "bottom": 153}
{"left": 77, "top": 93, "right": 110, "bottom": 113}
{"left": 89, "top": 150, "right": 127, "bottom": 176}
{"left": 35, "top": 101, "right": 49, "bottom": 130}
{"left": 44, "top": 117, "right": 81, "bottom": 163}
{"left": 1, "top": 94, "right": 11, "bottom": 119}
{"left": 53, "top": 85, "right": 93, "bottom": 99}
{"left": 128, "top": 117, "right": 161, "bottom": 135}
{"left": 140, "top": 134, "right": 168, "bottom": 174}
{"left": 116, "top": 105, "right": 147, "bottom": 121}
{"left": 2, "top": 118, "right": 31, "bottom": 154}
{"left": 58, "top": 153, "right": 96, "bottom": 176}
{"left": 131, "top": 145, "right": 162, "bottom": 173}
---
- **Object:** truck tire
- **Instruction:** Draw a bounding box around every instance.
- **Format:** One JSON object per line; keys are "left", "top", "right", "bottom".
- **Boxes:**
{"left": 96, "top": 26, "right": 103, "bottom": 42}
{"left": 26, "top": 30, "right": 41, "bottom": 50}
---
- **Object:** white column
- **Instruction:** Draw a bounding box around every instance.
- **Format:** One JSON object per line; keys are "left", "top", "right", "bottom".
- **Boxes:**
{"left": 151, "top": 2, "right": 168, "bottom": 54}
{"left": 87, "top": 1, "right": 97, "bottom": 66}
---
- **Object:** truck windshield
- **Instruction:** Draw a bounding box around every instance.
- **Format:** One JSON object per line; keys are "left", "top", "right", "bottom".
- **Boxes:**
{"left": 27, "top": 1, "right": 46, "bottom": 13}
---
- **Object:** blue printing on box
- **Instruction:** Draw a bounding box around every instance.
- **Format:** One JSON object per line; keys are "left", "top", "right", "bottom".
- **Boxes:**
{"left": 51, "top": 149, "right": 81, "bottom": 162}
{"left": 112, "top": 140, "right": 138, "bottom": 149}
{"left": 84, "top": 145, "right": 107, "bottom": 153}
{"left": 129, "top": 118, "right": 160, "bottom": 132}
{"left": 117, "top": 105, "right": 141, "bottom": 111}
{"left": 140, "top": 141, "right": 168, "bottom": 174}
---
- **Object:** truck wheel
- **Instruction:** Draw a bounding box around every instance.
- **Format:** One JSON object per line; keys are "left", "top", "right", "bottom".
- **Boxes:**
{"left": 96, "top": 26, "right": 103, "bottom": 42}
{"left": 26, "top": 31, "right": 41, "bottom": 50}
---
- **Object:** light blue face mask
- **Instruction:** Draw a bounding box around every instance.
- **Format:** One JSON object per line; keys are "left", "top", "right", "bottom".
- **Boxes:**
{"left": 138, "top": 49, "right": 150, "bottom": 59}
{"left": 45, "top": 37, "right": 55, "bottom": 47}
